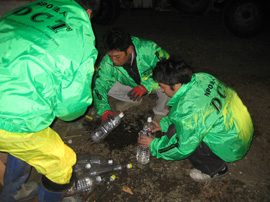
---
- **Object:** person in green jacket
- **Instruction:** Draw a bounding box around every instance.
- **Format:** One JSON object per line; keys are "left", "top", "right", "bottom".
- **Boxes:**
{"left": 93, "top": 27, "right": 170, "bottom": 122}
{"left": 138, "top": 59, "right": 254, "bottom": 182}
{"left": 0, "top": 0, "right": 98, "bottom": 201}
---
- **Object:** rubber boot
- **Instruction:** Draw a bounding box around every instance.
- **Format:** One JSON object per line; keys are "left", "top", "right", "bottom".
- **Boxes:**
{"left": 38, "top": 184, "right": 64, "bottom": 202}
{"left": 0, "top": 154, "right": 39, "bottom": 202}
{"left": 38, "top": 175, "right": 75, "bottom": 202}
{"left": 38, "top": 185, "right": 82, "bottom": 202}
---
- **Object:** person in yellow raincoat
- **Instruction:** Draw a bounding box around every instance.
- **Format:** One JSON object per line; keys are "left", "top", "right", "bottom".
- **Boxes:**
{"left": 0, "top": 0, "right": 98, "bottom": 201}
{"left": 138, "top": 59, "right": 254, "bottom": 182}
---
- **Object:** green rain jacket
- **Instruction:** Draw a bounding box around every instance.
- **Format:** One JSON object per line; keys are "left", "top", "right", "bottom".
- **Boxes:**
{"left": 93, "top": 36, "right": 169, "bottom": 116}
{"left": 150, "top": 73, "right": 254, "bottom": 162}
{"left": 0, "top": 0, "right": 98, "bottom": 133}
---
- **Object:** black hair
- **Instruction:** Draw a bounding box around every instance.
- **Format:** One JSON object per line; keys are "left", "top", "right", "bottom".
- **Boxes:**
{"left": 74, "top": 0, "right": 100, "bottom": 14}
{"left": 103, "top": 27, "right": 133, "bottom": 53}
{"left": 153, "top": 58, "right": 193, "bottom": 90}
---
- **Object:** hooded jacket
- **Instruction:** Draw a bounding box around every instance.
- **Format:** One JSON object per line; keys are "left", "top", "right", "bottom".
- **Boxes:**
{"left": 150, "top": 73, "right": 254, "bottom": 162}
{"left": 93, "top": 36, "right": 169, "bottom": 116}
{"left": 0, "top": 0, "right": 98, "bottom": 133}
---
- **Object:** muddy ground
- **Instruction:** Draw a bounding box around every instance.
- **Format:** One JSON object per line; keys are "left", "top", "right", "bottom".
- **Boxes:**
{"left": 29, "top": 7, "right": 270, "bottom": 202}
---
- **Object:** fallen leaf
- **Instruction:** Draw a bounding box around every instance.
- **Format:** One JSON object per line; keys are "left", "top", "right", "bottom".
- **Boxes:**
{"left": 123, "top": 185, "right": 133, "bottom": 195}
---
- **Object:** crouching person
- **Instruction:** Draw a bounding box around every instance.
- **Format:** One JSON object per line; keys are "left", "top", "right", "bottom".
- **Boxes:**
{"left": 0, "top": 0, "right": 99, "bottom": 201}
{"left": 138, "top": 59, "right": 254, "bottom": 182}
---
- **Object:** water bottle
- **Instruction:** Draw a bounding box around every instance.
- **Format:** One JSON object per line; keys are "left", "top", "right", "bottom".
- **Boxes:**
{"left": 83, "top": 175, "right": 116, "bottom": 202}
{"left": 74, "top": 154, "right": 114, "bottom": 174}
{"left": 136, "top": 133, "right": 151, "bottom": 165}
{"left": 76, "top": 154, "right": 112, "bottom": 165}
{"left": 87, "top": 162, "right": 132, "bottom": 176}
{"left": 91, "top": 112, "right": 124, "bottom": 143}
{"left": 136, "top": 117, "right": 155, "bottom": 165}
{"left": 66, "top": 175, "right": 102, "bottom": 196}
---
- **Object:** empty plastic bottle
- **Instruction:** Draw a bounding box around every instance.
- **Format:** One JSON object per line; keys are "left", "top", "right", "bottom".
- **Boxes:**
{"left": 88, "top": 162, "right": 132, "bottom": 176}
{"left": 91, "top": 112, "right": 124, "bottom": 143}
{"left": 76, "top": 154, "right": 113, "bottom": 165}
{"left": 84, "top": 175, "right": 116, "bottom": 202}
{"left": 66, "top": 175, "right": 102, "bottom": 196}
{"left": 136, "top": 117, "right": 155, "bottom": 165}
{"left": 74, "top": 155, "right": 116, "bottom": 178}
{"left": 74, "top": 154, "right": 114, "bottom": 174}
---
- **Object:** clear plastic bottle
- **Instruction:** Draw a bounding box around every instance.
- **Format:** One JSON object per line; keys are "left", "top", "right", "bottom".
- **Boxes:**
{"left": 136, "top": 117, "right": 155, "bottom": 165}
{"left": 76, "top": 154, "right": 112, "bottom": 165}
{"left": 65, "top": 175, "right": 102, "bottom": 196}
{"left": 91, "top": 112, "right": 124, "bottom": 143}
{"left": 83, "top": 175, "right": 116, "bottom": 202}
{"left": 73, "top": 154, "right": 114, "bottom": 174}
{"left": 88, "top": 162, "right": 132, "bottom": 176}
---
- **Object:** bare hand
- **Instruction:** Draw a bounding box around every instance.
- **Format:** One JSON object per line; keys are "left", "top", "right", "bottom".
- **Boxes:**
{"left": 150, "top": 120, "right": 161, "bottom": 133}
{"left": 137, "top": 135, "right": 154, "bottom": 147}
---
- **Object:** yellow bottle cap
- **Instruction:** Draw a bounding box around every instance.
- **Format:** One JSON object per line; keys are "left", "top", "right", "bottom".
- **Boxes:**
{"left": 110, "top": 175, "right": 116, "bottom": 181}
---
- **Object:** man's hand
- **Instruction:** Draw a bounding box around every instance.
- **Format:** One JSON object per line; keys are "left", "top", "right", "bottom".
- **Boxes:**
{"left": 138, "top": 135, "right": 154, "bottom": 147}
{"left": 150, "top": 120, "right": 161, "bottom": 133}
{"left": 101, "top": 110, "right": 116, "bottom": 122}
{"left": 127, "top": 85, "right": 148, "bottom": 101}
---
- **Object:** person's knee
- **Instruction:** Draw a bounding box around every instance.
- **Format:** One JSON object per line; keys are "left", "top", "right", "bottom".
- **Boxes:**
{"left": 37, "top": 148, "right": 76, "bottom": 185}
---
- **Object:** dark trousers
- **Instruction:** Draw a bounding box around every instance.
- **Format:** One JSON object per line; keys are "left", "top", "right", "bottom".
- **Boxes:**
{"left": 0, "top": 155, "right": 31, "bottom": 202}
{"left": 188, "top": 141, "right": 226, "bottom": 177}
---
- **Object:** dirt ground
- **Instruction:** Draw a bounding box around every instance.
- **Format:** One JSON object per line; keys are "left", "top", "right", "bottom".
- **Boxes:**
{"left": 30, "top": 7, "right": 270, "bottom": 202}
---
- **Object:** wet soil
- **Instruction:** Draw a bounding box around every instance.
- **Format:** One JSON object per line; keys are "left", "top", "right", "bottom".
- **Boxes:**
{"left": 30, "top": 8, "right": 270, "bottom": 202}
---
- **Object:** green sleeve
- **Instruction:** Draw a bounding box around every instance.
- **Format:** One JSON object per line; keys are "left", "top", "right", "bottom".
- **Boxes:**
{"left": 150, "top": 94, "right": 204, "bottom": 160}
{"left": 93, "top": 56, "right": 117, "bottom": 116}
{"left": 159, "top": 116, "right": 171, "bottom": 132}
{"left": 150, "top": 111, "right": 202, "bottom": 160}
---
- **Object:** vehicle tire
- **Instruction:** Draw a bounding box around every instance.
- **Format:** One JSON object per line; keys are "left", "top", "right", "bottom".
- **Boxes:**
{"left": 223, "top": 0, "right": 268, "bottom": 37}
{"left": 92, "top": 0, "right": 120, "bottom": 25}
{"left": 171, "top": 0, "right": 210, "bottom": 15}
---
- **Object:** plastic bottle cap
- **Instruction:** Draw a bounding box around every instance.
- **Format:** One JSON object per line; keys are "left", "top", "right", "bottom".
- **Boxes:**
{"left": 96, "top": 176, "right": 102, "bottom": 182}
{"left": 110, "top": 175, "right": 116, "bottom": 181}
{"left": 85, "top": 177, "right": 93, "bottom": 184}
{"left": 127, "top": 163, "right": 132, "bottom": 169}
{"left": 108, "top": 160, "right": 113, "bottom": 164}
{"left": 85, "top": 163, "right": 91, "bottom": 169}
{"left": 147, "top": 117, "right": 152, "bottom": 122}
{"left": 119, "top": 112, "right": 124, "bottom": 118}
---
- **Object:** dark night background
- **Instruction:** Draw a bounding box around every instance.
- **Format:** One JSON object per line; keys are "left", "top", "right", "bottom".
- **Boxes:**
{"left": 0, "top": 0, "right": 270, "bottom": 201}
